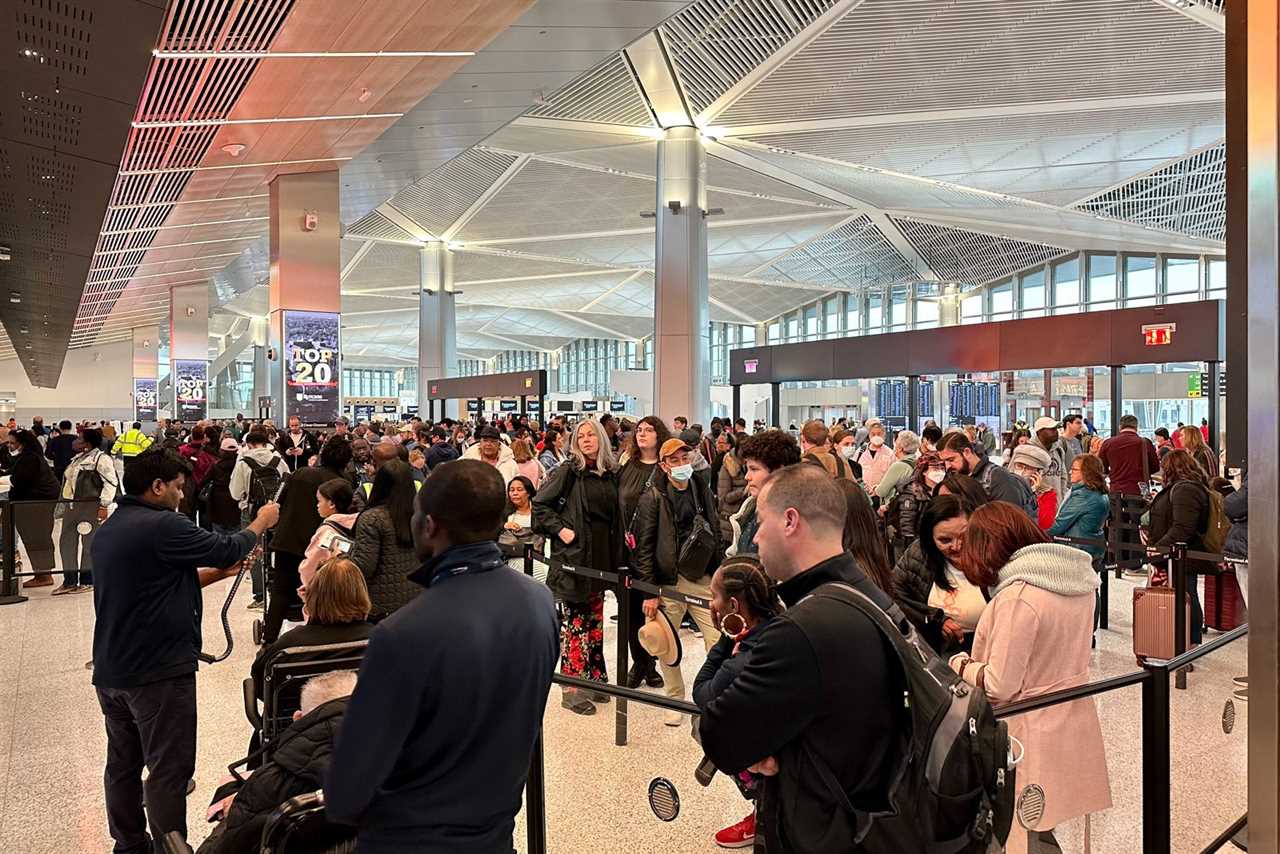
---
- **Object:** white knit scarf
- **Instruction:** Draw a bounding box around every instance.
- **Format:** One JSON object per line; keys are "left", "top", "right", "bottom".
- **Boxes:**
{"left": 995, "top": 543, "right": 1100, "bottom": 597}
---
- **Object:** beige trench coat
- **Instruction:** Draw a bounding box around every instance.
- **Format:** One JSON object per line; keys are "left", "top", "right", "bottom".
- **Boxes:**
{"left": 967, "top": 580, "right": 1112, "bottom": 848}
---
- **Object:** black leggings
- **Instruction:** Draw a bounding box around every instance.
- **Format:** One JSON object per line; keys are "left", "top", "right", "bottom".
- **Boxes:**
{"left": 627, "top": 590, "right": 655, "bottom": 675}
{"left": 262, "top": 550, "right": 303, "bottom": 645}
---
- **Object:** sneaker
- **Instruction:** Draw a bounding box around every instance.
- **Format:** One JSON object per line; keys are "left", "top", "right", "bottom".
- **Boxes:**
{"left": 664, "top": 710, "right": 683, "bottom": 727}
{"left": 75, "top": 584, "right": 92, "bottom": 593}
{"left": 1234, "top": 686, "right": 1248, "bottom": 703}
{"left": 714, "top": 812, "right": 756, "bottom": 849}
{"left": 22, "top": 574, "right": 53, "bottom": 589}
{"left": 1233, "top": 675, "right": 1248, "bottom": 687}
{"left": 247, "top": 598, "right": 265, "bottom": 611}
{"left": 50, "top": 584, "right": 78, "bottom": 596}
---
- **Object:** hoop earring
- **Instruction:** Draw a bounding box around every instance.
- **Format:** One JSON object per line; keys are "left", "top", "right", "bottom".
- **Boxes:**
{"left": 721, "top": 611, "right": 747, "bottom": 639}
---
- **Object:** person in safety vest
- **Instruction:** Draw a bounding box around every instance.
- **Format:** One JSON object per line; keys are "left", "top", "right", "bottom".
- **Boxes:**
{"left": 112, "top": 422, "right": 154, "bottom": 468}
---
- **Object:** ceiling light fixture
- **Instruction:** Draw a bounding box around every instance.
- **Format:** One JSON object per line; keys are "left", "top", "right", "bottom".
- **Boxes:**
{"left": 221, "top": 143, "right": 247, "bottom": 157}
{"left": 152, "top": 49, "right": 476, "bottom": 59}
{"left": 119, "top": 157, "right": 351, "bottom": 176}
{"left": 133, "top": 113, "right": 403, "bottom": 129}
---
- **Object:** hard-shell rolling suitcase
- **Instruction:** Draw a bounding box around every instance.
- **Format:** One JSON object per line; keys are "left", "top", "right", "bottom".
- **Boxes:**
{"left": 1204, "top": 570, "right": 1247, "bottom": 631}
{"left": 1133, "top": 585, "right": 1192, "bottom": 662}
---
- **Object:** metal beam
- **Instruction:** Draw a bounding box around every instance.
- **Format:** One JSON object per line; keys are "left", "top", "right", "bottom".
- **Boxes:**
{"left": 465, "top": 329, "right": 557, "bottom": 353}
{"left": 721, "top": 90, "right": 1227, "bottom": 138}
{"left": 578, "top": 270, "right": 647, "bottom": 312}
{"left": 709, "top": 296, "right": 759, "bottom": 324}
{"left": 341, "top": 240, "right": 375, "bottom": 281}
{"left": 1071, "top": 138, "right": 1227, "bottom": 205}
{"left": 444, "top": 154, "right": 532, "bottom": 240}
{"left": 377, "top": 203, "right": 435, "bottom": 241}
{"left": 699, "top": 0, "right": 870, "bottom": 122}
{"left": 1150, "top": 0, "right": 1225, "bottom": 32}
{"left": 461, "top": 209, "right": 848, "bottom": 247}
{"left": 207, "top": 322, "right": 255, "bottom": 377}
{"left": 624, "top": 31, "right": 693, "bottom": 128}
{"left": 548, "top": 309, "right": 641, "bottom": 340}
{"left": 509, "top": 115, "right": 658, "bottom": 140}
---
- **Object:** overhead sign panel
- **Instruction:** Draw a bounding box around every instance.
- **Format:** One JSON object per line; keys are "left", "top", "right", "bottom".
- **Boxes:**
{"left": 284, "top": 310, "right": 340, "bottom": 427}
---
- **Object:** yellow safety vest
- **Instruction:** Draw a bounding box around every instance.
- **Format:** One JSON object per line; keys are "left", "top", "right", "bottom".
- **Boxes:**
{"left": 362, "top": 479, "right": 422, "bottom": 498}
{"left": 113, "top": 429, "right": 153, "bottom": 458}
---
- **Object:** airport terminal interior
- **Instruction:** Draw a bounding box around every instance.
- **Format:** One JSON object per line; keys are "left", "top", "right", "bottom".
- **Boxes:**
{"left": 0, "top": 0, "right": 1273, "bottom": 852}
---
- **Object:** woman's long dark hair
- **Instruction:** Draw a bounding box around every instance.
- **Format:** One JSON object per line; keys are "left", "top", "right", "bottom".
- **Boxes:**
{"left": 366, "top": 460, "right": 417, "bottom": 547}
{"left": 623, "top": 415, "right": 671, "bottom": 463}
{"left": 10, "top": 429, "right": 40, "bottom": 455}
{"left": 918, "top": 495, "right": 969, "bottom": 592}
{"left": 836, "top": 479, "right": 893, "bottom": 594}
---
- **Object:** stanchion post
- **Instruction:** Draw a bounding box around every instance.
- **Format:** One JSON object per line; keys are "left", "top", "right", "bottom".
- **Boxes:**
{"left": 525, "top": 728, "right": 548, "bottom": 854}
{"left": 0, "top": 501, "right": 24, "bottom": 605}
{"left": 1108, "top": 495, "right": 1121, "bottom": 580}
{"left": 1171, "top": 542, "right": 1189, "bottom": 691}
{"left": 523, "top": 543, "right": 535, "bottom": 578}
{"left": 1097, "top": 553, "right": 1109, "bottom": 631}
{"left": 614, "top": 570, "right": 631, "bottom": 747}
{"left": 1141, "top": 669, "right": 1172, "bottom": 854}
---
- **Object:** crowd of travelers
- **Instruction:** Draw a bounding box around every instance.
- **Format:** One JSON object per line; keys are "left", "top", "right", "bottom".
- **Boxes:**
{"left": 0, "top": 404, "right": 1245, "bottom": 854}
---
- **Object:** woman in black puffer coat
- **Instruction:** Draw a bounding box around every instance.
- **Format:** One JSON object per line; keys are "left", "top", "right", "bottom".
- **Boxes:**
{"left": 4, "top": 429, "right": 60, "bottom": 586}
{"left": 349, "top": 460, "right": 420, "bottom": 620}
{"left": 715, "top": 442, "right": 748, "bottom": 544}
{"left": 1146, "top": 449, "right": 1215, "bottom": 645}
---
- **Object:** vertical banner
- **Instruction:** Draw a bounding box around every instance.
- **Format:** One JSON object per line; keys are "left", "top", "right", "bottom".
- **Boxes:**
{"left": 133, "top": 378, "right": 158, "bottom": 423}
{"left": 283, "top": 310, "right": 340, "bottom": 427}
{"left": 173, "top": 360, "right": 208, "bottom": 421}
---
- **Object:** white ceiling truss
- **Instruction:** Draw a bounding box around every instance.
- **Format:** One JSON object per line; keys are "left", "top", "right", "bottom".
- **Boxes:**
{"left": 71, "top": 0, "right": 1227, "bottom": 366}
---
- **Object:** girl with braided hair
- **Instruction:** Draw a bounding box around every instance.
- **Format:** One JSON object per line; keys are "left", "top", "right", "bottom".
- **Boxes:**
{"left": 693, "top": 554, "right": 784, "bottom": 849}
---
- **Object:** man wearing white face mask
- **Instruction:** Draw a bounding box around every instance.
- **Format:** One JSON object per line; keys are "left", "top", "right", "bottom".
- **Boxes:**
{"left": 633, "top": 437, "right": 723, "bottom": 724}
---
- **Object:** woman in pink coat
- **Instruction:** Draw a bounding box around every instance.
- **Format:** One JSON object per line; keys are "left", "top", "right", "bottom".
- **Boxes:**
{"left": 856, "top": 422, "right": 895, "bottom": 492}
{"left": 949, "top": 501, "right": 1111, "bottom": 854}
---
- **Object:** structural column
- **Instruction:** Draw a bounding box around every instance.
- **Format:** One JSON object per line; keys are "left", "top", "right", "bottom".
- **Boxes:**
{"left": 251, "top": 317, "right": 270, "bottom": 417}
{"left": 169, "top": 283, "right": 209, "bottom": 422}
{"left": 418, "top": 241, "right": 457, "bottom": 420}
{"left": 267, "top": 171, "right": 342, "bottom": 427}
{"left": 131, "top": 326, "right": 160, "bottom": 425}
{"left": 653, "top": 125, "right": 711, "bottom": 426}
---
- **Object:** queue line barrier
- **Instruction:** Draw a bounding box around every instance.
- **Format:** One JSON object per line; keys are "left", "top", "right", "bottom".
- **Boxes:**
{"left": 516, "top": 542, "right": 1249, "bottom": 854}
{"left": 0, "top": 497, "right": 103, "bottom": 605}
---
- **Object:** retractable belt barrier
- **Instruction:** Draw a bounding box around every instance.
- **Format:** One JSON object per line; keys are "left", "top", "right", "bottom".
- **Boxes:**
{"left": 528, "top": 551, "right": 713, "bottom": 610}
{"left": 0, "top": 498, "right": 104, "bottom": 604}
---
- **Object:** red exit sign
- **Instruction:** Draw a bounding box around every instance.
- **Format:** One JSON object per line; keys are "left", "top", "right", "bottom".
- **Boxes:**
{"left": 1142, "top": 323, "right": 1176, "bottom": 346}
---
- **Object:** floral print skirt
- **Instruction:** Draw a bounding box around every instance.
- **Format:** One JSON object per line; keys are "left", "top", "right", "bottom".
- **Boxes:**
{"left": 560, "top": 593, "right": 608, "bottom": 683}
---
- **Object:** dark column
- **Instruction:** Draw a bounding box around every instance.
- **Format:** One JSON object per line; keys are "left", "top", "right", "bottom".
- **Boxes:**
{"left": 1109, "top": 366, "right": 1123, "bottom": 437}
{"left": 770, "top": 382, "right": 781, "bottom": 428}
{"left": 1207, "top": 361, "right": 1221, "bottom": 458}
{"left": 907, "top": 375, "right": 920, "bottom": 431}
{"left": 1226, "top": 0, "right": 1248, "bottom": 473}
{"left": 731, "top": 385, "right": 741, "bottom": 424}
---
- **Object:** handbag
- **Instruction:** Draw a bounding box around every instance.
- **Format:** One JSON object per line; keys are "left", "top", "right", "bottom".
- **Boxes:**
{"left": 676, "top": 483, "right": 718, "bottom": 579}
{"left": 624, "top": 466, "right": 657, "bottom": 551}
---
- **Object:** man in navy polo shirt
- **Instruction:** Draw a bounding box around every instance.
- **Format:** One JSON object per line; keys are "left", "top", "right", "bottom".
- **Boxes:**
{"left": 92, "top": 448, "right": 279, "bottom": 853}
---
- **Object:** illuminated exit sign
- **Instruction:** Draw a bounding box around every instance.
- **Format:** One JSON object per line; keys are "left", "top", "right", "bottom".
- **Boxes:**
{"left": 744, "top": 359, "right": 758, "bottom": 374}
{"left": 1142, "top": 323, "right": 1176, "bottom": 346}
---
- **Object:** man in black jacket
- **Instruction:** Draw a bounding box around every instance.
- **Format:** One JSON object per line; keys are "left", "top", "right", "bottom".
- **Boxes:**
{"left": 277, "top": 416, "right": 320, "bottom": 472}
{"left": 44, "top": 419, "right": 78, "bottom": 482}
{"left": 634, "top": 437, "right": 722, "bottom": 726}
{"left": 700, "top": 464, "right": 902, "bottom": 854}
{"left": 199, "top": 671, "right": 356, "bottom": 854}
{"left": 424, "top": 425, "right": 459, "bottom": 470}
{"left": 92, "top": 449, "right": 279, "bottom": 854}
{"left": 325, "top": 460, "right": 558, "bottom": 853}
{"left": 938, "top": 431, "right": 1037, "bottom": 519}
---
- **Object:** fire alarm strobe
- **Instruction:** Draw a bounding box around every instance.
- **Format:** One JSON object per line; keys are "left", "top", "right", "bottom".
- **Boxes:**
{"left": 303, "top": 211, "right": 318, "bottom": 232}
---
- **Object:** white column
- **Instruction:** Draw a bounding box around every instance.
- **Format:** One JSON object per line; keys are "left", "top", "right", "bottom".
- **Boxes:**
{"left": 418, "top": 241, "right": 457, "bottom": 419}
{"left": 653, "top": 125, "right": 711, "bottom": 425}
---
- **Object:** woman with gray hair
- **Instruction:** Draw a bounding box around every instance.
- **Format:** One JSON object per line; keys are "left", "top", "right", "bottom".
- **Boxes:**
{"left": 532, "top": 418, "right": 623, "bottom": 715}
{"left": 875, "top": 429, "right": 921, "bottom": 504}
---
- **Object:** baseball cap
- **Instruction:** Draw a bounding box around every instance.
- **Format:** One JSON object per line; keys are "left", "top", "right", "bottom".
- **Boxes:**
{"left": 659, "top": 437, "right": 692, "bottom": 460}
{"left": 678, "top": 428, "right": 701, "bottom": 446}
{"left": 478, "top": 425, "right": 502, "bottom": 441}
{"left": 220, "top": 437, "right": 239, "bottom": 452}
{"left": 1032, "top": 416, "right": 1060, "bottom": 432}
{"left": 1010, "top": 444, "right": 1051, "bottom": 471}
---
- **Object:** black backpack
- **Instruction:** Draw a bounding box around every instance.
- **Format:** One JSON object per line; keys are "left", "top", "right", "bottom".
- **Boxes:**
{"left": 805, "top": 582, "right": 1015, "bottom": 854}
{"left": 72, "top": 451, "right": 112, "bottom": 502}
{"left": 243, "top": 455, "right": 284, "bottom": 510}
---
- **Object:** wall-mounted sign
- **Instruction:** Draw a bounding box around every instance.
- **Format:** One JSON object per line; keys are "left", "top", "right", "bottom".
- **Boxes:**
{"left": 580, "top": 401, "right": 600, "bottom": 412}
{"left": 404, "top": 405, "right": 419, "bottom": 416}
{"left": 467, "top": 400, "right": 480, "bottom": 412}
{"left": 133, "top": 378, "right": 158, "bottom": 423}
{"left": 173, "top": 359, "right": 208, "bottom": 421}
{"left": 381, "top": 405, "right": 398, "bottom": 414}
{"left": 744, "top": 359, "right": 758, "bottom": 374}
{"left": 1142, "top": 323, "right": 1176, "bottom": 346}
{"left": 524, "top": 377, "right": 534, "bottom": 389}
{"left": 609, "top": 400, "right": 626, "bottom": 413}
{"left": 556, "top": 401, "right": 575, "bottom": 413}
{"left": 284, "top": 310, "right": 340, "bottom": 427}
{"left": 500, "top": 399, "right": 518, "bottom": 412}
{"left": 354, "top": 404, "right": 376, "bottom": 421}
{"left": 527, "top": 400, "right": 541, "bottom": 412}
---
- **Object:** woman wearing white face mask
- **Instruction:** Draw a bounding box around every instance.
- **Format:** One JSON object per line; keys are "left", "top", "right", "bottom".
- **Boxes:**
{"left": 856, "top": 424, "right": 895, "bottom": 492}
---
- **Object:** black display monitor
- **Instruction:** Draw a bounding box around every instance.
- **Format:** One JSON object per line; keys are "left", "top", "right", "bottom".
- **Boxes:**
{"left": 580, "top": 401, "right": 600, "bottom": 412}
{"left": 609, "top": 400, "right": 626, "bottom": 412}
{"left": 499, "top": 400, "right": 518, "bottom": 412}
{"left": 556, "top": 401, "right": 575, "bottom": 413}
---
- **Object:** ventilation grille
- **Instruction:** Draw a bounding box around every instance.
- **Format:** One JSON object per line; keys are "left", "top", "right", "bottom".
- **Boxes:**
{"left": 15, "top": 0, "right": 94, "bottom": 76}
{"left": 894, "top": 219, "right": 1068, "bottom": 286}
{"left": 1074, "top": 143, "right": 1225, "bottom": 241}
{"left": 72, "top": 0, "right": 296, "bottom": 347}
{"left": 19, "top": 91, "right": 83, "bottom": 146}
{"left": 762, "top": 215, "right": 916, "bottom": 288}
{"left": 27, "top": 154, "right": 76, "bottom": 194}
{"left": 526, "top": 54, "right": 653, "bottom": 127}
{"left": 346, "top": 211, "right": 418, "bottom": 244}
{"left": 661, "top": 0, "right": 841, "bottom": 117}
{"left": 388, "top": 148, "right": 519, "bottom": 237}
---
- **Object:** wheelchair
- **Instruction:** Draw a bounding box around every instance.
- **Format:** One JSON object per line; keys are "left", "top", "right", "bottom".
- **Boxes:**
{"left": 242, "top": 640, "right": 368, "bottom": 762}
{"left": 160, "top": 790, "right": 355, "bottom": 854}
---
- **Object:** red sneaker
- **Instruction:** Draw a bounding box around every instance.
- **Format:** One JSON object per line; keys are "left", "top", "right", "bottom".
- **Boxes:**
{"left": 714, "top": 811, "right": 756, "bottom": 849}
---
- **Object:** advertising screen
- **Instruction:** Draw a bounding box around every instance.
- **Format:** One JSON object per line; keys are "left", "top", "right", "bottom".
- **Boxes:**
{"left": 555, "top": 401, "right": 575, "bottom": 412}
{"left": 133, "top": 378, "right": 158, "bottom": 423}
{"left": 284, "top": 310, "right": 340, "bottom": 427}
{"left": 609, "top": 400, "right": 626, "bottom": 412}
{"left": 467, "top": 400, "right": 481, "bottom": 413}
{"left": 500, "top": 400, "right": 518, "bottom": 412}
{"left": 173, "top": 360, "right": 208, "bottom": 421}
{"left": 580, "top": 401, "right": 600, "bottom": 412}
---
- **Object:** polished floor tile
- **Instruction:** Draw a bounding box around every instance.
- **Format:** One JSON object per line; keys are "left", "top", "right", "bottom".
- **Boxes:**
{"left": 0, "top": 565, "right": 1249, "bottom": 854}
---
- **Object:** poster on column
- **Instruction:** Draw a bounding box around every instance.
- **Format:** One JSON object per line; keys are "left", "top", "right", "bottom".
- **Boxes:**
{"left": 284, "top": 310, "right": 340, "bottom": 427}
{"left": 133, "top": 378, "right": 158, "bottom": 423}
{"left": 173, "top": 360, "right": 208, "bottom": 421}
